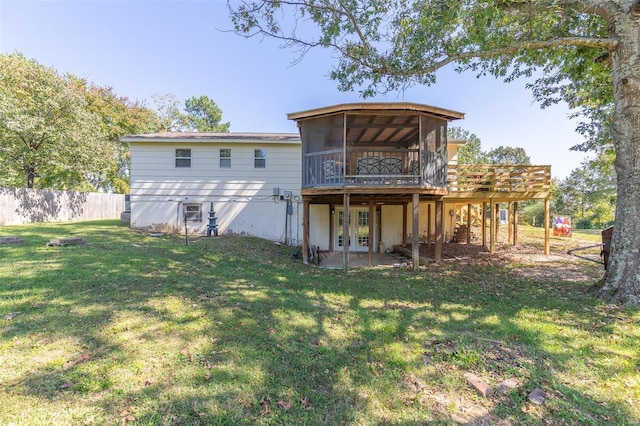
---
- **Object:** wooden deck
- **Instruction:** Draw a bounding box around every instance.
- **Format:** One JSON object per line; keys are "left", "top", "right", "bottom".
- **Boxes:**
{"left": 302, "top": 163, "right": 551, "bottom": 201}
{"left": 445, "top": 164, "right": 551, "bottom": 201}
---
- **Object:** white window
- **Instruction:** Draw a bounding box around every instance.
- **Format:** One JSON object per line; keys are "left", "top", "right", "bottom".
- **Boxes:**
{"left": 254, "top": 149, "right": 266, "bottom": 168}
{"left": 175, "top": 148, "right": 191, "bottom": 168}
{"left": 220, "top": 149, "right": 231, "bottom": 168}
{"left": 183, "top": 203, "right": 202, "bottom": 222}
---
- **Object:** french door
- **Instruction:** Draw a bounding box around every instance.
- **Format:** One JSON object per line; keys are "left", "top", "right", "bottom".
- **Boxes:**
{"left": 336, "top": 208, "right": 370, "bottom": 252}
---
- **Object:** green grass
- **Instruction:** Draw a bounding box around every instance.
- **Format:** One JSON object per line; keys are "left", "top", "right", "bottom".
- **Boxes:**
{"left": 1, "top": 220, "right": 638, "bottom": 425}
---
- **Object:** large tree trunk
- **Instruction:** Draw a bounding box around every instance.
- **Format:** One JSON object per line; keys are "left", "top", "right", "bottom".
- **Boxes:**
{"left": 598, "top": 8, "right": 640, "bottom": 306}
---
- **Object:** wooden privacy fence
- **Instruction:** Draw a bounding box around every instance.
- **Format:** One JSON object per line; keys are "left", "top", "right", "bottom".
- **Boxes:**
{"left": 447, "top": 165, "right": 551, "bottom": 193}
{"left": 0, "top": 187, "right": 125, "bottom": 226}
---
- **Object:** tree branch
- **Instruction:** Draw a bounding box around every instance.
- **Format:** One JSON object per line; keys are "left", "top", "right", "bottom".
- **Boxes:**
{"left": 373, "top": 36, "right": 618, "bottom": 77}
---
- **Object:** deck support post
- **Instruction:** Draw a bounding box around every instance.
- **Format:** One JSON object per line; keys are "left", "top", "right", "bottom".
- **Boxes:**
{"left": 402, "top": 202, "right": 408, "bottom": 245}
{"left": 513, "top": 202, "right": 518, "bottom": 246}
{"left": 412, "top": 193, "right": 420, "bottom": 270}
{"left": 508, "top": 202, "right": 513, "bottom": 244}
{"left": 435, "top": 199, "right": 443, "bottom": 262}
{"left": 368, "top": 201, "right": 374, "bottom": 266}
{"left": 427, "top": 203, "right": 432, "bottom": 249}
{"left": 482, "top": 201, "right": 487, "bottom": 248}
{"left": 494, "top": 203, "right": 500, "bottom": 244}
{"left": 544, "top": 197, "right": 550, "bottom": 255}
{"left": 343, "top": 193, "right": 350, "bottom": 271}
{"left": 303, "top": 199, "right": 310, "bottom": 265}
{"left": 329, "top": 204, "right": 334, "bottom": 251}
{"left": 489, "top": 198, "right": 495, "bottom": 254}
{"left": 467, "top": 203, "right": 472, "bottom": 244}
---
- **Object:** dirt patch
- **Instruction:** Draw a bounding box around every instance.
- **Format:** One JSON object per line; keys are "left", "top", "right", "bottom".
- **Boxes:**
{"left": 402, "top": 235, "right": 605, "bottom": 283}
{"left": 419, "top": 336, "right": 543, "bottom": 425}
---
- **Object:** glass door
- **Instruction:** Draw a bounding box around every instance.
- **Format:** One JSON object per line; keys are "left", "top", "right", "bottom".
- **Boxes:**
{"left": 336, "top": 208, "right": 370, "bottom": 252}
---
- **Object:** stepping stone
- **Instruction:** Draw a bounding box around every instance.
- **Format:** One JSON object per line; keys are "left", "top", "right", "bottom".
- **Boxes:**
{"left": 47, "top": 237, "right": 86, "bottom": 247}
{"left": 496, "top": 377, "right": 519, "bottom": 393}
{"left": 527, "top": 387, "right": 545, "bottom": 405}
{"left": 0, "top": 236, "right": 24, "bottom": 245}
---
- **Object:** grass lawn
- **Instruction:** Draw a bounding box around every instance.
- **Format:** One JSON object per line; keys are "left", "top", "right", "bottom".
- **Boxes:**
{"left": 1, "top": 220, "right": 638, "bottom": 425}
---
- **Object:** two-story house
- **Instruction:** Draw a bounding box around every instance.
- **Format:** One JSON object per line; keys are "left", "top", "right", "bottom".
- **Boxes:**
{"left": 125, "top": 102, "right": 552, "bottom": 269}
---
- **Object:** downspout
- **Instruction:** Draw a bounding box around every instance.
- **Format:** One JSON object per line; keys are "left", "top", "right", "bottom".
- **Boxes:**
{"left": 283, "top": 191, "right": 293, "bottom": 245}
{"left": 170, "top": 197, "right": 188, "bottom": 233}
{"left": 294, "top": 195, "right": 301, "bottom": 246}
{"left": 284, "top": 198, "right": 288, "bottom": 245}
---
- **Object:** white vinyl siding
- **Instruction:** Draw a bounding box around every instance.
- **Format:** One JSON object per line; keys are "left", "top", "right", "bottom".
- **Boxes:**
{"left": 130, "top": 142, "right": 301, "bottom": 240}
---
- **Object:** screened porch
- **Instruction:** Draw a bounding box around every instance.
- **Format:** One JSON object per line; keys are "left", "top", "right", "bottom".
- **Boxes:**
{"left": 290, "top": 104, "right": 463, "bottom": 191}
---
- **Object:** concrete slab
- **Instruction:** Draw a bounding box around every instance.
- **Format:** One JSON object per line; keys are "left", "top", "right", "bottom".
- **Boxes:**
{"left": 47, "top": 237, "right": 86, "bottom": 247}
{"left": 0, "top": 236, "right": 24, "bottom": 245}
{"left": 319, "top": 251, "right": 412, "bottom": 269}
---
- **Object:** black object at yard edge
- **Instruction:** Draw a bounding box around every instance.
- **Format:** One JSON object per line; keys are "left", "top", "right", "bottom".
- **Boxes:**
{"left": 566, "top": 244, "right": 605, "bottom": 267}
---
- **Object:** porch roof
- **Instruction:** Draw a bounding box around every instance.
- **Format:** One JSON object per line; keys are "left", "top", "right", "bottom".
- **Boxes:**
{"left": 287, "top": 102, "right": 465, "bottom": 121}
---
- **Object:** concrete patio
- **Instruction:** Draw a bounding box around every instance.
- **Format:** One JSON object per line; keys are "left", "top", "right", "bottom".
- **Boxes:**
{"left": 318, "top": 251, "right": 413, "bottom": 269}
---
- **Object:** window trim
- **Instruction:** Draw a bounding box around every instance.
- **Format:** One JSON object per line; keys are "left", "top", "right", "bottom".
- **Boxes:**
{"left": 175, "top": 148, "right": 192, "bottom": 168}
{"left": 183, "top": 203, "right": 202, "bottom": 222}
{"left": 254, "top": 148, "right": 266, "bottom": 169}
{"left": 220, "top": 148, "right": 231, "bottom": 168}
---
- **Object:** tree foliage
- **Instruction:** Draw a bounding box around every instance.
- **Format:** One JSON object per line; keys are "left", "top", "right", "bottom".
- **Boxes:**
{"left": 485, "top": 146, "right": 531, "bottom": 165}
{"left": 554, "top": 153, "right": 616, "bottom": 229}
{"left": 448, "top": 128, "right": 530, "bottom": 165}
{"left": 230, "top": 0, "right": 613, "bottom": 97}
{"left": 0, "top": 53, "right": 165, "bottom": 193}
{"left": 71, "top": 77, "right": 162, "bottom": 193}
{"left": 151, "top": 94, "right": 230, "bottom": 133}
{"left": 0, "top": 53, "right": 112, "bottom": 190}
{"left": 183, "top": 95, "right": 230, "bottom": 132}
{"left": 151, "top": 93, "right": 185, "bottom": 132}
{"left": 448, "top": 127, "right": 486, "bottom": 164}
{"left": 229, "top": 0, "right": 640, "bottom": 305}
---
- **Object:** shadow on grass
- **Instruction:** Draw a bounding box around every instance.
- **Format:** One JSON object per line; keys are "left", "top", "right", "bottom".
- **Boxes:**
{"left": 0, "top": 221, "right": 637, "bottom": 424}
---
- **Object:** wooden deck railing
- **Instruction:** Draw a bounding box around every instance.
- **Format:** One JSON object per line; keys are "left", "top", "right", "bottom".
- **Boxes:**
{"left": 303, "top": 151, "right": 551, "bottom": 194}
{"left": 447, "top": 164, "right": 551, "bottom": 193}
{"left": 303, "top": 149, "right": 447, "bottom": 187}
{"left": 304, "top": 149, "right": 345, "bottom": 187}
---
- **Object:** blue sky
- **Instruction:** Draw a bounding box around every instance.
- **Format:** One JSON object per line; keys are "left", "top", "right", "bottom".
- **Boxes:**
{"left": 1, "top": 0, "right": 590, "bottom": 178}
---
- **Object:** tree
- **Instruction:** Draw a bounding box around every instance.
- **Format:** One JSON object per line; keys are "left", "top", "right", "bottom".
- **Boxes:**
{"left": 485, "top": 146, "right": 531, "bottom": 165}
{"left": 229, "top": 0, "right": 640, "bottom": 306}
{"left": 71, "top": 78, "right": 162, "bottom": 193}
{"left": 183, "top": 95, "right": 231, "bottom": 132}
{"left": 151, "top": 93, "right": 186, "bottom": 132}
{"left": 150, "top": 94, "right": 230, "bottom": 133}
{"left": 0, "top": 53, "right": 113, "bottom": 190}
{"left": 448, "top": 127, "right": 486, "bottom": 164}
{"left": 555, "top": 153, "right": 616, "bottom": 229}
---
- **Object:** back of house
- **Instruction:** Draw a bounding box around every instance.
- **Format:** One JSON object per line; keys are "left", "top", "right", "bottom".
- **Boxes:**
{"left": 123, "top": 132, "right": 302, "bottom": 243}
